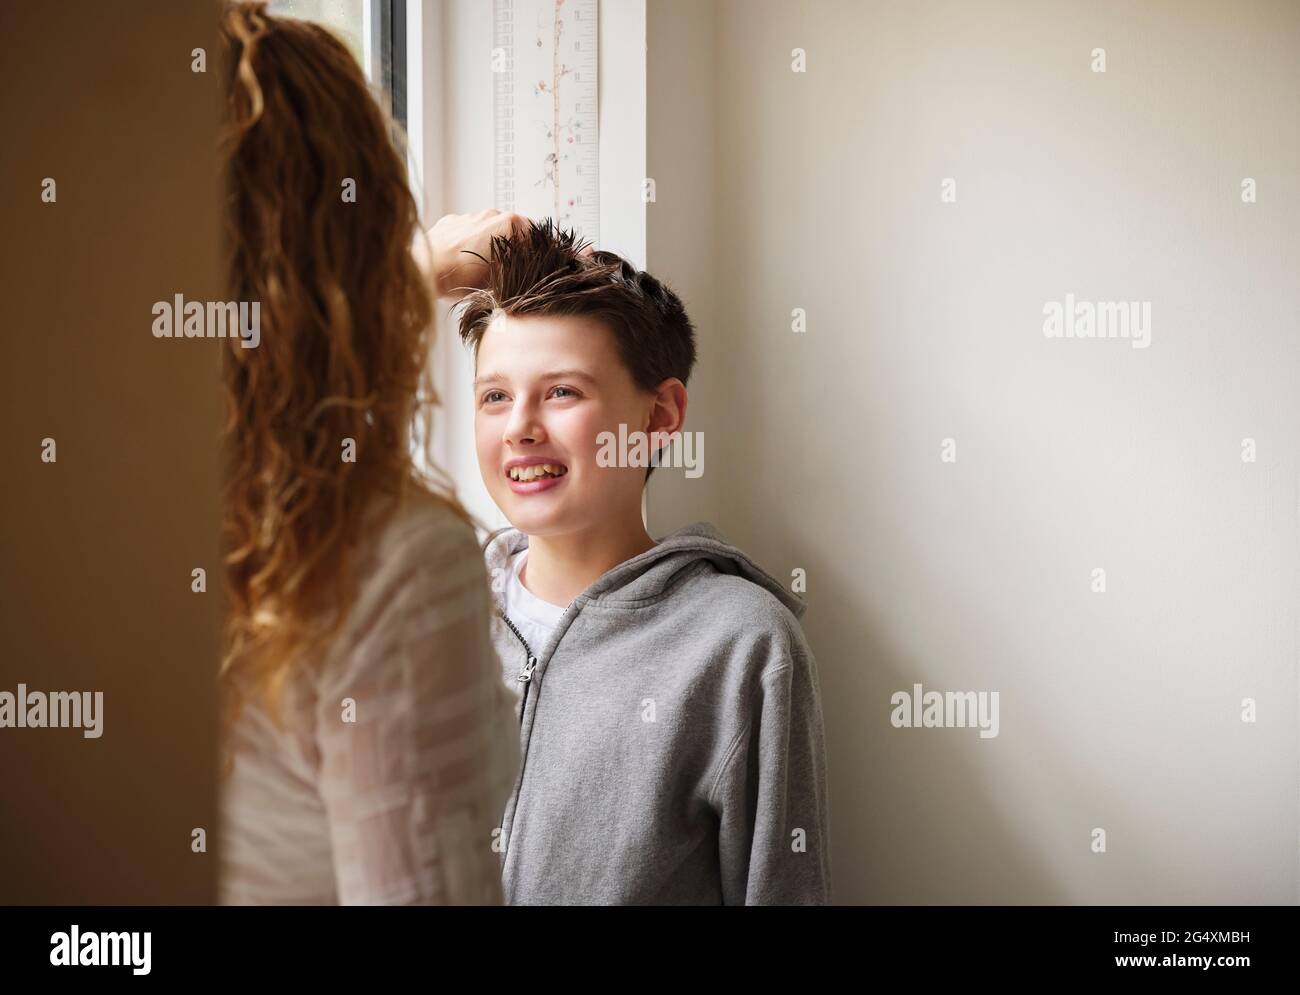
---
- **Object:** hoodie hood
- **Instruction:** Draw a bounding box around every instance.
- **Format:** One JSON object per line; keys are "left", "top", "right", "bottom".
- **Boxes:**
{"left": 482, "top": 520, "right": 806, "bottom": 619}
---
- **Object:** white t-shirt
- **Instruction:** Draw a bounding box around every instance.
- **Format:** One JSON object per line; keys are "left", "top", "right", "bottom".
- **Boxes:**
{"left": 502, "top": 548, "right": 567, "bottom": 658}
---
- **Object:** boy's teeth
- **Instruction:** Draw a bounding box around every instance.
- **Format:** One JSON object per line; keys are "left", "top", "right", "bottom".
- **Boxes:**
{"left": 510, "top": 463, "right": 567, "bottom": 481}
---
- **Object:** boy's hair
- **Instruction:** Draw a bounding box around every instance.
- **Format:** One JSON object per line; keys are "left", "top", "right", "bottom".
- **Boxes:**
{"left": 456, "top": 219, "right": 696, "bottom": 477}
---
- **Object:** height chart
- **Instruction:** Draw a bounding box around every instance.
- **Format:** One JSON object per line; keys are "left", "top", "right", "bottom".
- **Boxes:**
{"left": 493, "top": 0, "right": 599, "bottom": 242}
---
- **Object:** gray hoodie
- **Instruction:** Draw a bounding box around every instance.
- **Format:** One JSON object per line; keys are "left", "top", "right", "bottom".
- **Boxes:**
{"left": 483, "top": 521, "right": 831, "bottom": 905}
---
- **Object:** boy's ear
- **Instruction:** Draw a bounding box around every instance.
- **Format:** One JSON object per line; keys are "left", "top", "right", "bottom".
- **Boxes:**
{"left": 645, "top": 377, "right": 688, "bottom": 439}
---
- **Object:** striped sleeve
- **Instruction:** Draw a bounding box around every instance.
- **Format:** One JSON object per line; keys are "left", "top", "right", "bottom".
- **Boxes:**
{"left": 312, "top": 504, "right": 520, "bottom": 905}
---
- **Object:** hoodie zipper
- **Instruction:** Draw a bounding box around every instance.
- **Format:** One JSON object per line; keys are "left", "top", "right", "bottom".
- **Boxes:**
{"left": 498, "top": 610, "right": 538, "bottom": 725}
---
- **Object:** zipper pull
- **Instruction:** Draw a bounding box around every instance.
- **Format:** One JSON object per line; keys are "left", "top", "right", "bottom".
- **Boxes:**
{"left": 517, "top": 654, "right": 538, "bottom": 684}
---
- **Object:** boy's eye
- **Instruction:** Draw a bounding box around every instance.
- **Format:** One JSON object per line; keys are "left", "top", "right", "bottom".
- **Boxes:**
{"left": 550, "top": 386, "right": 579, "bottom": 399}
{"left": 482, "top": 390, "right": 507, "bottom": 404}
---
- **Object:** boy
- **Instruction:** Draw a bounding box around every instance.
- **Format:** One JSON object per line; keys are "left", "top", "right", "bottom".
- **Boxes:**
{"left": 455, "top": 219, "right": 830, "bottom": 904}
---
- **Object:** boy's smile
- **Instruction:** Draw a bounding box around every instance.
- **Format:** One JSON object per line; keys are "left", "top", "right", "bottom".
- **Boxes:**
{"left": 504, "top": 455, "right": 569, "bottom": 494}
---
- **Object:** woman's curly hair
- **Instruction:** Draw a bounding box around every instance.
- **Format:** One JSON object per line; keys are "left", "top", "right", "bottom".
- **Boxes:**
{"left": 217, "top": 1, "right": 471, "bottom": 744}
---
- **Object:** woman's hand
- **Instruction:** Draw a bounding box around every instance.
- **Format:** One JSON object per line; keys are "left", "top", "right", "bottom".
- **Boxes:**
{"left": 417, "top": 209, "right": 524, "bottom": 301}
{"left": 416, "top": 209, "right": 595, "bottom": 301}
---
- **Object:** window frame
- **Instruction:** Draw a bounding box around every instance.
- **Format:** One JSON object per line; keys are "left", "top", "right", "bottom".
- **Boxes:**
{"left": 368, "top": 0, "right": 407, "bottom": 137}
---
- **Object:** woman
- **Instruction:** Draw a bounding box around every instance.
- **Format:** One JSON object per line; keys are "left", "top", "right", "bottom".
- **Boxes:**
{"left": 216, "top": 0, "right": 520, "bottom": 904}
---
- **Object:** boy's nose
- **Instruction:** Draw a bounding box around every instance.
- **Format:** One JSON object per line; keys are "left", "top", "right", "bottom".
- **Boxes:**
{"left": 503, "top": 404, "right": 546, "bottom": 447}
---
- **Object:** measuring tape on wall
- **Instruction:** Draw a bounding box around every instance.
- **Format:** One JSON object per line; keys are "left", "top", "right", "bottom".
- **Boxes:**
{"left": 493, "top": 0, "right": 600, "bottom": 245}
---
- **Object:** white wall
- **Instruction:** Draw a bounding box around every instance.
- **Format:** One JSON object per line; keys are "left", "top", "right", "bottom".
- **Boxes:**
{"left": 644, "top": 0, "right": 1299, "bottom": 903}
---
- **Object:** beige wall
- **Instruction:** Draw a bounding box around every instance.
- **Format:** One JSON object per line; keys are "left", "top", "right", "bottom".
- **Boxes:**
{"left": 0, "top": 2, "right": 222, "bottom": 902}
{"left": 646, "top": 0, "right": 724, "bottom": 530}
{"left": 647, "top": 0, "right": 1300, "bottom": 903}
